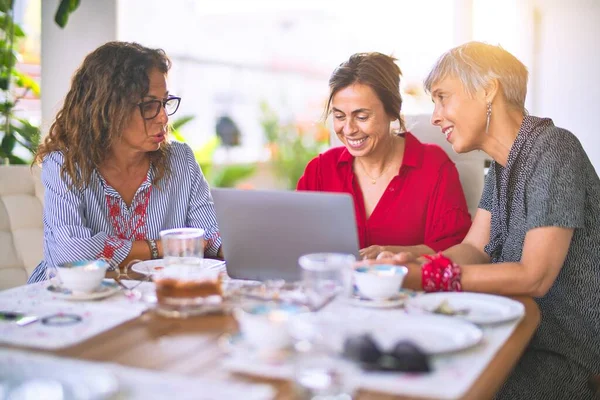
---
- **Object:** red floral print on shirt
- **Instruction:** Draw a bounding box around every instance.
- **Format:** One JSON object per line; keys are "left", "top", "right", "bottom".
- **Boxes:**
{"left": 97, "top": 186, "right": 152, "bottom": 261}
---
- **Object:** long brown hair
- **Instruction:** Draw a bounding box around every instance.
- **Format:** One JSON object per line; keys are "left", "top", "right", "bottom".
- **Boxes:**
{"left": 325, "top": 52, "right": 406, "bottom": 132}
{"left": 34, "top": 41, "right": 172, "bottom": 190}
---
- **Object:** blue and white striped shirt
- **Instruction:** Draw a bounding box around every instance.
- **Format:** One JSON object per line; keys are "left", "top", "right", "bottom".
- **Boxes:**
{"left": 28, "top": 141, "right": 221, "bottom": 283}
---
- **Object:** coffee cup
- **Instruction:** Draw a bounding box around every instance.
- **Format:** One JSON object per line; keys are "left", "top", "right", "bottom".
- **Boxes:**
{"left": 56, "top": 260, "right": 109, "bottom": 293}
{"left": 353, "top": 265, "right": 408, "bottom": 300}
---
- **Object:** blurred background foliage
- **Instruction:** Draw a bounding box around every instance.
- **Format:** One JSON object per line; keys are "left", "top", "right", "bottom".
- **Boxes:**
{"left": 0, "top": 0, "right": 41, "bottom": 164}
{"left": 260, "top": 101, "right": 330, "bottom": 189}
{"left": 1, "top": 0, "right": 79, "bottom": 164}
{"left": 170, "top": 115, "right": 257, "bottom": 188}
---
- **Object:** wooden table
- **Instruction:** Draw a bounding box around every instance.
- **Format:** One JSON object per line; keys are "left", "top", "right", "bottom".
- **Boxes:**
{"left": 22, "top": 296, "right": 539, "bottom": 400}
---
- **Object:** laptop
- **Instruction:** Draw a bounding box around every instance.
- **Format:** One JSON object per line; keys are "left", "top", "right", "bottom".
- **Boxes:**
{"left": 211, "top": 188, "right": 360, "bottom": 281}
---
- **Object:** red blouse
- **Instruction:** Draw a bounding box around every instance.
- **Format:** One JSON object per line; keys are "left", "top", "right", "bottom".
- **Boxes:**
{"left": 297, "top": 132, "right": 471, "bottom": 251}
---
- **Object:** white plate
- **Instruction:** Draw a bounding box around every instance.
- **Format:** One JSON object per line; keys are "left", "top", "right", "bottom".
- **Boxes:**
{"left": 366, "top": 314, "right": 483, "bottom": 354}
{"left": 407, "top": 292, "right": 525, "bottom": 325}
{"left": 47, "top": 280, "right": 120, "bottom": 301}
{"left": 290, "top": 312, "right": 482, "bottom": 355}
{"left": 345, "top": 293, "right": 407, "bottom": 309}
{"left": 0, "top": 357, "right": 119, "bottom": 399}
{"left": 219, "top": 333, "right": 293, "bottom": 361}
{"left": 130, "top": 258, "right": 226, "bottom": 276}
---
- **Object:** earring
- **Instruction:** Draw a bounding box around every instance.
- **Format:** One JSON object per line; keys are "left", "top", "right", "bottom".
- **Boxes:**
{"left": 485, "top": 102, "right": 492, "bottom": 134}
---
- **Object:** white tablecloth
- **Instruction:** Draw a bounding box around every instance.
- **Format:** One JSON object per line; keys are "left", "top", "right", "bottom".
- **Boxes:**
{"left": 0, "top": 280, "right": 151, "bottom": 350}
{"left": 222, "top": 298, "right": 522, "bottom": 399}
{"left": 0, "top": 348, "right": 275, "bottom": 400}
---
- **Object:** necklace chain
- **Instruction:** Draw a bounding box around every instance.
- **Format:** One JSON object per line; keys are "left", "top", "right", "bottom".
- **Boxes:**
{"left": 356, "top": 159, "right": 394, "bottom": 184}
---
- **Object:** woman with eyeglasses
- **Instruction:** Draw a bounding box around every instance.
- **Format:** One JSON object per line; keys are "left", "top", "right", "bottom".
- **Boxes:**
{"left": 27, "top": 41, "right": 222, "bottom": 283}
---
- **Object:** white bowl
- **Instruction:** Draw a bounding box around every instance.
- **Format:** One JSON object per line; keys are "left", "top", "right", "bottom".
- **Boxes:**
{"left": 354, "top": 265, "right": 408, "bottom": 300}
{"left": 233, "top": 303, "right": 304, "bottom": 350}
{"left": 56, "top": 260, "right": 109, "bottom": 293}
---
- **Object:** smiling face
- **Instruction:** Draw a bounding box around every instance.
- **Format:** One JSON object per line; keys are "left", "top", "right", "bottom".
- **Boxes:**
{"left": 120, "top": 68, "right": 169, "bottom": 154}
{"left": 331, "top": 83, "right": 395, "bottom": 158}
{"left": 430, "top": 76, "right": 488, "bottom": 153}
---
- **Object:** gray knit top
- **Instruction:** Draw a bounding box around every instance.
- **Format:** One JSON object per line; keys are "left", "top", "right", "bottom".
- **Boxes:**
{"left": 479, "top": 116, "right": 600, "bottom": 399}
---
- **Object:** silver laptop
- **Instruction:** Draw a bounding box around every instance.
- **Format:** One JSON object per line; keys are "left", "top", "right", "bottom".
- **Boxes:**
{"left": 211, "top": 188, "right": 360, "bottom": 281}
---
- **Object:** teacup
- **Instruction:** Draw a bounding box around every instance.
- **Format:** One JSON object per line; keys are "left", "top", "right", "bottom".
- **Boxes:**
{"left": 233, "top": 302, "right": 304, "bottom": 351}
{"left": 353, "top": 265, "right": 408, "bottom": 300}
{"left": 56, "top": 260, "right": 109, "bottom": 293}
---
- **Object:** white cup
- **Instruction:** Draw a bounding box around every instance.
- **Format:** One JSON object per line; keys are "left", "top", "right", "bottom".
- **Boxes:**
{"left": 233, "top": 302, "right": 303, "bottom": 351}
{"left": 354, "top": 265, "right": 408, "bottom": 300}
{"left": 56, "top": 260, "right": 109, "bottom": 292}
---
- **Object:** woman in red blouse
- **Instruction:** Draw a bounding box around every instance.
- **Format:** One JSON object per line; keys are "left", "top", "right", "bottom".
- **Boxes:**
{"left": 297, "top": 52, "right": 471, "bottom": 259}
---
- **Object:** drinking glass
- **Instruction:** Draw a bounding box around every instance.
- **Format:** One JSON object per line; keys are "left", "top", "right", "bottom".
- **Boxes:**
{"left": 291, "top": 312, "right": 358, "bottom": 399}
{"left": 298, "top": 253, "right": 355, "bottom": 311}
{"left": 153, "top": 265, "right": 222, "bottom": 318}
{"left": 160, "top": 228, "right": 205, "bottom": 268}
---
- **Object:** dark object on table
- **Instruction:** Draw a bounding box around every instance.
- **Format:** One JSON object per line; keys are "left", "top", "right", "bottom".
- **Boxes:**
{"left": 343, "top": 333, "right": 431, "bottom": 373}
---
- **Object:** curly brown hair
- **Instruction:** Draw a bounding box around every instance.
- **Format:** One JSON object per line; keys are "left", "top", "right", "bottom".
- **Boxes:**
{"left": 34, "top": 41, "right": 173, "bottom": 190}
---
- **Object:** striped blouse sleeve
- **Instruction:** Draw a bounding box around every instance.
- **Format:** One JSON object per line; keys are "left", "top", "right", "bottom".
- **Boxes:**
{"left": 182, "top": 145, "right": 222, "bottom": 257}
{"left": 42, "top": 152, "right": 132, "bottom": 268}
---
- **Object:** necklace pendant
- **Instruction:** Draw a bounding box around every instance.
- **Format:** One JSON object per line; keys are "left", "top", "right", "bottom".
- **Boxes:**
{"left": 371, "top": 180, "right": 376, "bottom": 184}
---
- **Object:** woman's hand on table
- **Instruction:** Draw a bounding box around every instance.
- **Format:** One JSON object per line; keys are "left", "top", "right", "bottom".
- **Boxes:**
{"left": 359, "top": 245, "right": 385, "bottom": 260}
{"left": 375, "top": 250, "right": 425, "bottom": 265}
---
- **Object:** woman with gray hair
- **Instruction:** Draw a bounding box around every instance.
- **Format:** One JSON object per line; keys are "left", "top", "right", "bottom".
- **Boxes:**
{"left": 375, "top": 41, "right": 600, "bottom": 398}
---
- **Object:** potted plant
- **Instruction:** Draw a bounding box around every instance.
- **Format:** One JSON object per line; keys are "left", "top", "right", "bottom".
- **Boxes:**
{"left": 260, "top": 101, "right": 330, "bottom": 189}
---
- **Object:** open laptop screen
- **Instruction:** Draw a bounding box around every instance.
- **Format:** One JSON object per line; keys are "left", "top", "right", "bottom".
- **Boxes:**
{"left": 211, "top": 188, "right": 360, "bottom": 281}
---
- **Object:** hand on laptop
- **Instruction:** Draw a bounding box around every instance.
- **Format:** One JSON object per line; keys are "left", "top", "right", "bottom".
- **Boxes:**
{"left": 359, "top": 245, "right": 385, "bottom": 260}
{"left": 359, "top": 246, "right": 422, "bottom": 264}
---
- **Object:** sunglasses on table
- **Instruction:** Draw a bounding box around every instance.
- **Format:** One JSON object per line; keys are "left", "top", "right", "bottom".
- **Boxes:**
{"left": 137, "top": 96, "right": 181, "bottom": 120}
{"left": 343, "top": 333, "right": 431, "bottom": 372}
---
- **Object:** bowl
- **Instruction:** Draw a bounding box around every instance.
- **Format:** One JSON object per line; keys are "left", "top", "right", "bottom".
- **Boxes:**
{"left": 354, "top": 265, "right": 408, "bottom": 300}
{"left": 233, "top": 302, "right": 305, "bottom": 350}
{"left": 56, "top": 260, "right": 109, "bottom": 293}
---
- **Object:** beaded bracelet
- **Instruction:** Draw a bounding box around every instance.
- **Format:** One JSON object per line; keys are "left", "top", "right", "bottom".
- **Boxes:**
{"left": 146, "top": 239, "right": 159, "bottom": 260}
{"left": 421, "top": 253, "right": 462, "bottom": 292}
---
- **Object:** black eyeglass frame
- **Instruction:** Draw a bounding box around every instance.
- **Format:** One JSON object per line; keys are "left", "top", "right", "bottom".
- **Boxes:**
{"left": 137, "top": 96, "right": 182, "bottom": 120}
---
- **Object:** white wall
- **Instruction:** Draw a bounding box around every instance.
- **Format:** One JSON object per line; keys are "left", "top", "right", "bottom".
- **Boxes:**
{"left": 41, "top": 0, "right": 117, "bottom": 135}
{"left": 533, "top": 0, "right": 600, "bottom": 173}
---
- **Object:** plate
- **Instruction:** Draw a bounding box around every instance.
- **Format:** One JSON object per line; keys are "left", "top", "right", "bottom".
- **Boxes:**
{"left": 219, "top": 332, "right": 293, "bottom": 364}
{"left": 0, "top": 357, "right": 119, "bottom": 399}
{"left": 130, "top": 258, "right": 226, "bottom": 276}
{"left": 345, "top": 293, "right": 407, "bottom": 309}
{"left": 407, "top": 292, "right": 525, "bottom": 325}
{"left": 344, "top": 287, "right": 415, "bottom": 309}
{"left": 138, "top": 291, "right": 229, "bottom": 318}
{"left": 47, "top": 280, "right": 120, "bottom": 301}
{"left": 366, "top": 314, "right": 483, "bottom": 354}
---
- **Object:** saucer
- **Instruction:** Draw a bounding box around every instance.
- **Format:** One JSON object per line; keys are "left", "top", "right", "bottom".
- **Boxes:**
{"left": 47, "top": 280, "right": 120, "bottom": 301}
{"left": 345, "top": 288, "right": 413, "bottom": 309}
{"left": 219, "top": 332, "right": 292, "bottom": 363}
{"left": 140, "top": 292, "right": 229, "bottom": 318}
{"left": 346, "top": 293, "right": 407, "bottom": 309}
{"left": 130, "top": 259, "right": 226, "bottom": 275}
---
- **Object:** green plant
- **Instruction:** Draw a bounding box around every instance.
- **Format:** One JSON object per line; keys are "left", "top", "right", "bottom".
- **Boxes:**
{"left": 0, "top": 0, "right": 80, "bottom": 164}
{"left": 0, "top": 0, "right": 41, "bottom": 164}
{"left": 260, "top": 101, "right": 330, "bottom": 189}
{"left": 170, "top": 115, "right": 256, "bottom": 188}
{"left": 54, "top": 0, "right": 80, "bottom": 28}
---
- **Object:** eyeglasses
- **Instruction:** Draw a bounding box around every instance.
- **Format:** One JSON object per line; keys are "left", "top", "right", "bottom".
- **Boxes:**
{"left": 137, "top": 96, "right": 181, "bottom": 120}
{"left": 343, "top": 333, "right": 430, "bottom": 372}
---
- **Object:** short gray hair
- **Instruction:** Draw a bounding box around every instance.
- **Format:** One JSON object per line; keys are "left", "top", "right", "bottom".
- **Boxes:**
{"left": 424, "top": 42, "right": 528, "bottom": 112}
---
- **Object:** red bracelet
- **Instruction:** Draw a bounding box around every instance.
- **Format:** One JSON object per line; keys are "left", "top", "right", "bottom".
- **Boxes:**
{"left": 421, "top": 253, "right": 462, "bottom": 292}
